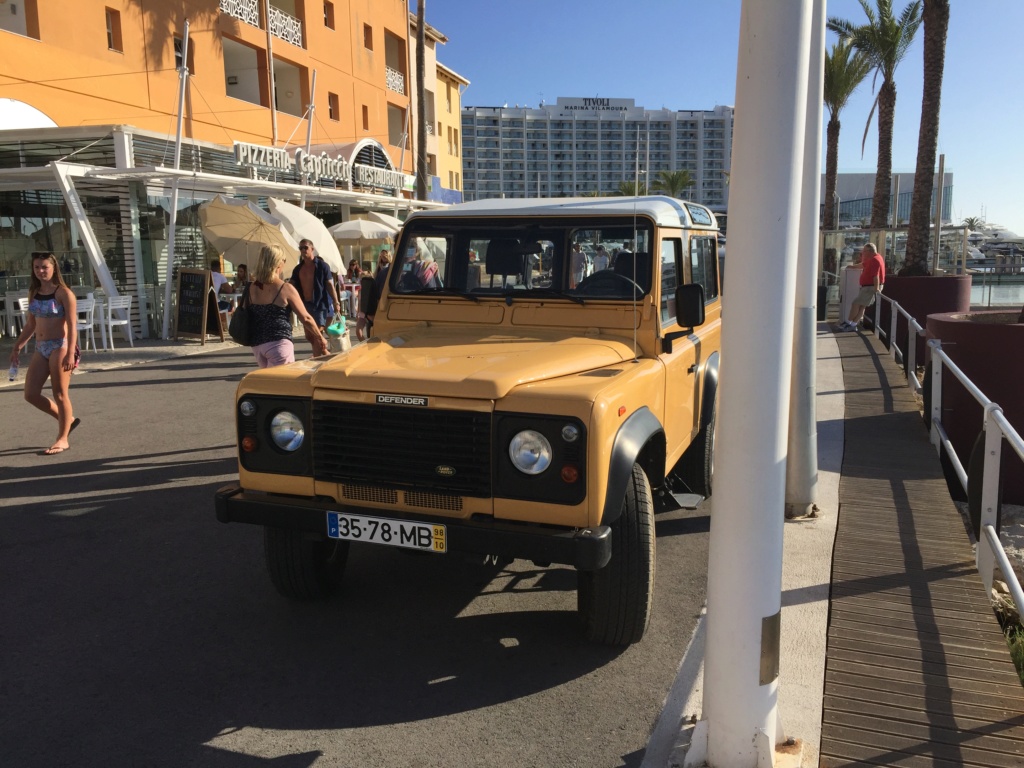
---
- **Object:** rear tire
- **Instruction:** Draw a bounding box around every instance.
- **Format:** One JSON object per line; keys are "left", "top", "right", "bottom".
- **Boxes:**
{"left": 678, "top": 406, "right": 716, "bottom": 498}
{"left": 578, "top": 464, "right": 656, "bottom": 646}
{"left": 264, "top": 526, "right": 349, "bottom": 600}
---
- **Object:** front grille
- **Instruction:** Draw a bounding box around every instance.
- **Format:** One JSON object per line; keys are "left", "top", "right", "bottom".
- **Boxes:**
{"left": 313, "top": 402, "right": 492, "bottom": 497}
{"left": 343, "top": 485, "right": 398, "bottom": 505}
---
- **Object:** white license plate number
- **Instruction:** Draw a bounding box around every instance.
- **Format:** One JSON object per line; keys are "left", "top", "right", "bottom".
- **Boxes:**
{"left": 326, "top": 512, "right": 446, "bottom": 553}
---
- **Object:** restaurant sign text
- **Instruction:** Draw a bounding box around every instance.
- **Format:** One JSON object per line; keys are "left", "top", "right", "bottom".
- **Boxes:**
{"left": 233, "top": 142, "right": 412, "bottom": 191}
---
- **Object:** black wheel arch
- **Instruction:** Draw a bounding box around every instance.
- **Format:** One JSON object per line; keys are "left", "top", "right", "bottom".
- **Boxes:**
{"left": 698, "top": 351, "right": 720, "bottom": 432}
{"left": 602, "top": 407, "right": 665, "bottom": 527}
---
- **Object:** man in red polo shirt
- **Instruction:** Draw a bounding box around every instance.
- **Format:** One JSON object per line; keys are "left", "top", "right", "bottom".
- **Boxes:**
{"left": 839, "top": 243, "right": 885, "bottom": 331}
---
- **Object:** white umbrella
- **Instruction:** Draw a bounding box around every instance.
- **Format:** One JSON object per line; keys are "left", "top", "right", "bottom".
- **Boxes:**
{"left": 199, "top": 195, "right": 300, "bottom": 270}
{"left": 268, "top": 198, "right": 345, "bottom": 275}
{"left": 367, "top": 210, "right": 405, "bottom": 230}
{"left": 328, "top": 218, "right": 397, "bottom": 245}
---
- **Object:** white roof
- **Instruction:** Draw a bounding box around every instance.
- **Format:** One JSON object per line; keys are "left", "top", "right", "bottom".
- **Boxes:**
{"left": 406, "top": 196, "right": 718, "bottom": 229}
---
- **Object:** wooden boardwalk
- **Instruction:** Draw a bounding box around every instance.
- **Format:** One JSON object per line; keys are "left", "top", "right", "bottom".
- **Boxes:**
{"left": 820, "top": 330, "right": 1024, "bottom": 768}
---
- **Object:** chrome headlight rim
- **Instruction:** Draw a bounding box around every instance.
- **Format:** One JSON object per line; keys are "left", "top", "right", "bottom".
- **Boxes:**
{"left": 508, "top": 429, "right": 553, "bottom": 475}
{"left": 269, "top": 410, "right": 305, "bottom": 452}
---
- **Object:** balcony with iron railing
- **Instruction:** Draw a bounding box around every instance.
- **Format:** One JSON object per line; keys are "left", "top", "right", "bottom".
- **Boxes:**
{"left": 219, "top": 0, "right": 303, "bottom": 48}
{"left": 385, "top": 66, "right": 405, "bottom": 95}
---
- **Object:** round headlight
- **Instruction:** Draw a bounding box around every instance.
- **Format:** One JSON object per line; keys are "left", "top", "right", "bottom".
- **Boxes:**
{"left": 508, "top": 430, "right": 552, "bottom": 475}
{"left": 239, "top": 399, "right": 257, "bottom": 417}
{"left": 270, "top": 411, "right": 305, "bottom": 452}
{"left": 561, "top": 424, "right": 580, "bottom": 442}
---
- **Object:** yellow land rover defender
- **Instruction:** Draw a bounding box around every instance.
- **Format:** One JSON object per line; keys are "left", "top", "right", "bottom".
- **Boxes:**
{"left": 215, "top": 196, "right": 722, "bottom": 646}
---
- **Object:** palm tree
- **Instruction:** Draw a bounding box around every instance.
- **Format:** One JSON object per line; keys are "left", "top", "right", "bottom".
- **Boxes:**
{"left": 616, "top": 180, "right": 643, "bottom": 196}
{"left": 823, "top": 39, "right": 872, "bottom": 229}
{"left": 650, "top": 169, "right": 695, "bottom": 199}
{"left": 962, "top": 216, "right": 983, "bottom": 231}
{"left": 829, "top": 0, "right": 922, "bottom": 230}
{"left": 902, "top": 0, "right": 951, "bottom": 275}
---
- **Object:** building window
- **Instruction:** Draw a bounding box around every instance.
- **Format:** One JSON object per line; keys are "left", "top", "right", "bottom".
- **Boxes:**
{"left": 105, "top": 8, "right": 122, "bottom": 52}
{"left": 387, "top": 104, "right": 405, "bottom": 146}
{"left": 1, "top": 0, "right": 40, "bottom": 39}
{"left": 454, "top": 128, "right": 459, "bottom": 157}
{"left": 363, "top": 23, "right": 373, "bottom": 51}
{"left": 323, "top": 1, "right": 335, "bottom": 29}
{"left": 328, "top": 92, "right": 339, "bottom": 121}
{"left": 174, "top": 37, "right": 196, "bottom": 73}
{"left": 362, "top": 105, "right": 369, "bottom": 131}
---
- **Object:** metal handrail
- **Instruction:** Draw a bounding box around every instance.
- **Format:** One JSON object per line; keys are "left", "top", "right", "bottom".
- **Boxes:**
{"left": 862, "top": 300, "right": 1024, "bottom": 614}
{"left": 874, "top": 293, "right": 925, "bottom": 393}
{"left": 927, "top": 336, "right": 1024, "bottom": 610}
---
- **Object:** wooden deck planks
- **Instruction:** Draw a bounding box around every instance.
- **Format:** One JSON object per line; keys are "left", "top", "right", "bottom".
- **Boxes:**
{"left": 820, "top": 331, "right": 1024, "bottom": 768}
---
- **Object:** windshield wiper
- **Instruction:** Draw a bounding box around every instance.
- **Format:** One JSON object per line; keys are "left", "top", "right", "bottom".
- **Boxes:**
{"left": 402, "top": 286, "right": 480, "bottom": 302}
{"left": 526, "top": 287, "right": 585, "bottom": 305}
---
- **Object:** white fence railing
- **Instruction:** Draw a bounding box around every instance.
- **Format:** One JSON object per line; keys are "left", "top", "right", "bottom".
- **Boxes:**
{"left": 871, "top": 292, "right": 1024, "bottom": 615}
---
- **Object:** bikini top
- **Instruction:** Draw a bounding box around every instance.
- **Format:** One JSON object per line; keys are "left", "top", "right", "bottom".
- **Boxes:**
{"left": 29, "top": 291, "right": 66, "bottom": 319}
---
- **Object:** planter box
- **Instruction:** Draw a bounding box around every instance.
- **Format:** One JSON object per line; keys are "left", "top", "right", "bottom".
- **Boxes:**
{"left": 879, "top": 274, "right": 971, "bottom": 364}
{"left": 927, "top": 310, "right": 1024, "bottom": 505}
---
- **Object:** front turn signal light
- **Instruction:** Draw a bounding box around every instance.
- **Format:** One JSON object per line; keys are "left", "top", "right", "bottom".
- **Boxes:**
{"left": 241, "top": 435, "right": 259, "bottom": 452}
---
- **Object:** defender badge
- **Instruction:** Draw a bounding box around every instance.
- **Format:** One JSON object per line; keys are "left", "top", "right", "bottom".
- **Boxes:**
{"left": 375, "top": 394, "right": 428, "bottom": 406}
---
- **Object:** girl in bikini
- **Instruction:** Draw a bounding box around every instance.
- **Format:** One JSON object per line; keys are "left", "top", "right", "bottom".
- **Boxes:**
{"left": 8, "top": 252, "right": 81, "bottom": 455}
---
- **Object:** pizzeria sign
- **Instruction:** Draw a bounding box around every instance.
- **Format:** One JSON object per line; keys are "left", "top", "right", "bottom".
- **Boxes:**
{"left": 233, "top": 141, "right": 412, "bottom": 191}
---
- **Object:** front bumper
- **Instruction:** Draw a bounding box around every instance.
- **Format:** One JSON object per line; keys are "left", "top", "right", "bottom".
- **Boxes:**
{"left": 214, "top": 485, "right": 612, "bottom": 571}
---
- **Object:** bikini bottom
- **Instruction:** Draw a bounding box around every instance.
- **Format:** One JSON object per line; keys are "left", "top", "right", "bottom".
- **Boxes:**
{"left": 36, "top": 337, "right": 66, "bottom": 360}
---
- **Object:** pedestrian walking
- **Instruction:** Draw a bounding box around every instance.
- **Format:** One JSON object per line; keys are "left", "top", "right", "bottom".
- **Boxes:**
{"left": 250, "top": 245, "right": 327, "bottom": 367}
{"left": 8, "top": 252, "right": 81, "bottom": 454}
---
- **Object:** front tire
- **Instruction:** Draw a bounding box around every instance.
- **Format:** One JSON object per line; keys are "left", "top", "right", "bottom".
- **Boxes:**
{"left": 678, "top": 406, "right": 715, "bottom": 498}
{"left": 578, "top": 464, "right": 656, "bottom": 646}
{"left": 264, "top": 526, "right": 349, "bottom": 600}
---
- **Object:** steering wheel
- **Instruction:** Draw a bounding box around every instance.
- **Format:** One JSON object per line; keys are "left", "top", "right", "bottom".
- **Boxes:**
{"left": 575, "top": 269, "right": 642, "bottom": 299}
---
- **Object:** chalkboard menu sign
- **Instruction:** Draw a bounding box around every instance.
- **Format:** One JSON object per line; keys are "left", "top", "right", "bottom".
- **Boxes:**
{"left": 174, "top": 269, "right": 224, "bottom": 344}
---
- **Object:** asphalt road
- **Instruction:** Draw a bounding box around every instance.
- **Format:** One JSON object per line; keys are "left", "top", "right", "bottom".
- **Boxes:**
{"left": 0, "top": 344, "right": 710, "bottom": 768}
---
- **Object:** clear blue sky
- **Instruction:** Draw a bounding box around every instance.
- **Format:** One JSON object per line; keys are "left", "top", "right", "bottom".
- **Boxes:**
{"left": 424, "top": 0, "right": 1023, "bottom": 234}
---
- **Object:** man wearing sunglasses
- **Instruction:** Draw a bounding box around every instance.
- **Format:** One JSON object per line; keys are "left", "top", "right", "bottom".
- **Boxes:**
{"left": 290, "top": 238, "right": 340, "bottom": 331}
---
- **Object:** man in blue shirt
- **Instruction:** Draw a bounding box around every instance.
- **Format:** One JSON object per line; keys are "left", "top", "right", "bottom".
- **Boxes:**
{"left": 290, "top": 238, "right": 340, "bottom": 330}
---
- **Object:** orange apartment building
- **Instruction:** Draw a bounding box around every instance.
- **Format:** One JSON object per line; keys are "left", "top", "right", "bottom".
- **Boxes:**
{"left": 0, "top": 0, "right": 468, "bottom": 338}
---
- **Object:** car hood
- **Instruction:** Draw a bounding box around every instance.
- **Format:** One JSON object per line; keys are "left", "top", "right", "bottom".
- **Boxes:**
{"left": 310, "top": 327, "right": 638, "bottom": 399}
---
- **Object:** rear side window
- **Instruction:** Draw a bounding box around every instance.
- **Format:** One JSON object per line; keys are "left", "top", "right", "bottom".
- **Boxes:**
{"left": 689, "top": 237, "right": 719, "bottom": 303}
{"left": 660, "top": 238, "right": 680, "bottom": 326}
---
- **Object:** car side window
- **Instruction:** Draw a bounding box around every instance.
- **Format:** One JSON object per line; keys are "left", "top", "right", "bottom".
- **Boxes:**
{"left": 660, "top": 238, "right": 680, "bottom": 326}
{"left": 689, "top": 236, "right": 719, "bottom": 303}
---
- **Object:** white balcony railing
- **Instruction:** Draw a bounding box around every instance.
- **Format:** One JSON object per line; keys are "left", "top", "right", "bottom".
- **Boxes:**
{"left": 268, "top": 5, "right": 303, "bottom": 47}
{"left": 385, "top": 66, "right": 405, "bottom": 95}
{"left": 219, "top": 0, "right": 259, "bottom": 28}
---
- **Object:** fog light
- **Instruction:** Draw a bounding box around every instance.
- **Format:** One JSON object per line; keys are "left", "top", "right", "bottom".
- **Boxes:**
{"left": 561, "top": 424, "right": 580, "bottom": 442}
{"left": 239, "top": 399, "right": 257, "bottom": 417}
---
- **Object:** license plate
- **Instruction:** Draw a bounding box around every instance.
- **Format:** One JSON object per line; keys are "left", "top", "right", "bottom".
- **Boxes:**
{"left": 326, "top": 511, "right": 446, "bottom": 553}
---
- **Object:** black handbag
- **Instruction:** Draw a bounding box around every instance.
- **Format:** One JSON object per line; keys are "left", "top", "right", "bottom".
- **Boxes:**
{"left": 228, "top": 283, "right": 253, "bottom": 345}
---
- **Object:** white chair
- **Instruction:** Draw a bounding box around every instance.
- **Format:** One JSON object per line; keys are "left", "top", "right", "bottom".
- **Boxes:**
{"left": 14, "top": 297, "right": 30, "bottom": 335}
{"left": 76, "top": 297, "right": 97, "bottom": 351}
{"left": 4, "top": 290, "right": 28, "bottom": 337}
{"left": 103, "top": 294, "right": 133, "bottom": 349}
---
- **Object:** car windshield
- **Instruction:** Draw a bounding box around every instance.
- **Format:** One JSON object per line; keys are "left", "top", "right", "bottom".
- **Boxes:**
{"left": 390, "top": 217, "right": 653, "bottom": 301}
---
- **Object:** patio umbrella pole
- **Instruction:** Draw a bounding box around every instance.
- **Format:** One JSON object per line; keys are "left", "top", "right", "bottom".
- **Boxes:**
{"left": 163, "top": 22, "right": 191, "bottom": 339}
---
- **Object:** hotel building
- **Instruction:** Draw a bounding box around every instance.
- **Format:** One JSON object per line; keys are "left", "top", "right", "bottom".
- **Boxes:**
{"left": 460, "top": 98, "right": 734, "bottom": 207}
{"left": 0, "top": 0, "right": 467, "bottom": 339}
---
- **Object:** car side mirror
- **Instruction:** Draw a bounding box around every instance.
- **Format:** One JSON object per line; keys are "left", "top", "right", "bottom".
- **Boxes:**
{"left": 676, "top": 283, "right": 705, "bottom": 328}
{"left": 662, "top": 283, "right": 706, "bottom": 354}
